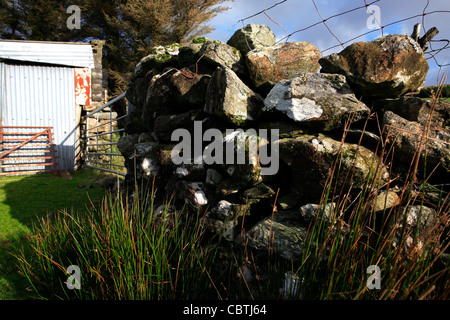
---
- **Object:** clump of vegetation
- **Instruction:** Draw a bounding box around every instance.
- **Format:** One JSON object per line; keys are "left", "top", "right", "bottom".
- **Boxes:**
{"left": 418, "top": 84, "right": 450, "bottom": 99}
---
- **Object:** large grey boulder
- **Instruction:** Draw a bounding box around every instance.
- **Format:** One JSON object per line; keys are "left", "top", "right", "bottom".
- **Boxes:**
{"left": 274, "top": 133, "right": 390, "bottom": 201}
{"left": 143, "top": 68, "right": 210, "bottom": 127}
{"left": 227, "top": 24, "right": 277, "bottom": 55}
{"left": 204, "top": 66, "right": 263, "bottom": 126}
{"left": 382, "top": 111, "right": 450, "bottom": 181}
{"left": 319, "top": 34, "right": 429, "bottom": 98}
{"left": 246, "top": 42, "right": 321, "bottom": 93}
{"left": 263, "top": 73, "right": 370, "bottom": 131}
{"left": 198, "top": 40, "right": 246, "bottom": 76}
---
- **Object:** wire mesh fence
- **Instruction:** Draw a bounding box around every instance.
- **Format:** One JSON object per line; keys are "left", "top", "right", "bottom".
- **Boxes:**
{"left": 218, "top": 0, "right": 449, "bottom": 83}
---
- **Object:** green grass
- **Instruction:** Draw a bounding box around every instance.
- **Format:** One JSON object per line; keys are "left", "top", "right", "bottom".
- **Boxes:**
{"left": 0, "top": 168, "right": 114, "bottom": 300}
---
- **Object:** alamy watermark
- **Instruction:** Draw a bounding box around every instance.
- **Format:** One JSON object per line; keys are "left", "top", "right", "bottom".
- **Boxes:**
{"left": 66, "top": 265, "right": 81, "bottom": 290}
{"left": 366, "top": 4, "right": 382, "bottom": 30}
{"left": 66, "top": 5, "right": 81, "bottom": 30}
{"left": 171, "top": 121, "right": 280, "bottom": 176}
{"left": 366, "top": 265, "right": 381, "bottom": 290}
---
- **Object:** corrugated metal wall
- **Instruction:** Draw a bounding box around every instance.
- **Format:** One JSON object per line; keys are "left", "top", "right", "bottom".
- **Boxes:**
{"left": 0, "top": 62, "right": 77, "bottom": 171}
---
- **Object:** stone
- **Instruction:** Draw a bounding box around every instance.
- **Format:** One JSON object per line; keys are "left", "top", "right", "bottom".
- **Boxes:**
{"left": 134, "top": 142, "right": 161, "bottom": 179}
{"left": 173, "top": 162, "right": 206, "bottom": 181}
{"left": 299, "top": 202, "right": 337, "bottom": 223}
{"left": 382, "top": 111, "right": 450, "bottom": 181}
{"left": 391, "top": 205, "right": 437, "bottom": 251}
{"left": 174, "top": 181, "right": 208, "bottom": 211}
{"left": 344, "top": 129, "right": 381, "bottom": 151}
{"left": 246, "top": 211, "right": 308, "bottom": 260}
{"left": 153, "top": 110, "right": 202, "bottom": 143}
{"left": 205, "top": 218, "right": 238, "bottom": 242}
{"left": 371, "top": 96, "right": 450, "bottom": 129}
{"left": 263, "top": 73, "right": 370, "bottom": 131}
{"left": 216, "top": 130, "right": 268, "bottom": 190}
{"left": 198, "top": 40, "right": 246, "bottom": 76}
{"left": 246, "top": 42, "right": 321, "bottom": 93}
{"left": 227, "top": 24, "right": 276, "bottom": 55}
{"left": 372, "top": 191, "right": 401, "bottom": 213}
{"left": 132, "top": 43, "right": 181, "bottom": 79}
{"left": 209, "top": 200, "right": 249, "bottom": 221}
{"left": 242, "top": 183, "right": 276, "bottom": 200}
{"left": 144, "top": 68, "right": 210, "bottom": 127}
{"left": 149, "top": 203, "right": 179, "bottom": 228}
{"left": 211, "top": 200, "right": 234, "bottom": 220}
{"left": 204, "top": 66, "right": 263, "bottom": 126}
{"left": 205, "top": 168, "right": 224, "bottom": 186}
{"left": 274, "top": 133, "right": 389, "bottom": 201}
{"left": 319, "top": 34, "right": 429, "bottom": 98}
{"left": 178, "top": 43, "right": 203, "bottom": 67}
{"left": 117, "top": 134, "right": 139, "bottom": 159}
{"left": 277, "top": 193, "right": 300, "bottom": 210}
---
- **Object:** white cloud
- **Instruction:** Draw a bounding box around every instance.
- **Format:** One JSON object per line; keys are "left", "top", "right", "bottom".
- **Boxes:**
{"left": 207, "top": 0, "right": 450, "bottom": 85}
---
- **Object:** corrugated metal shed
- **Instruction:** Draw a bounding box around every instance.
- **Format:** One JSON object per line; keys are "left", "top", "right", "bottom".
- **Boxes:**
{"left": 0, "top": 40, "right": 96, "bottom": 172}
{"left": 0, "top": 40, "right": 95, "bottom": 69}
{"left": 0, "top": 62, "right": 77, "bottom": 171}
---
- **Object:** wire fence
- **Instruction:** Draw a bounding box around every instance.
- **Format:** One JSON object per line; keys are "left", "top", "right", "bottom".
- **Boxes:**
{"left": 222, "top": 0, "right": 450, "bottom": 74}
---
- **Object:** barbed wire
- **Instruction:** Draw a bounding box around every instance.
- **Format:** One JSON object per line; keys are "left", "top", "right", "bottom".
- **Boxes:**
{"left": 225, "top": 0, "right": 450, "bottom": 69}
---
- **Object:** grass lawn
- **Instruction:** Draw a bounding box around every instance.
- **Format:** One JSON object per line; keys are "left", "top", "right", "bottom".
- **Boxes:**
{"left": 0, "top": 168, "right": 116, "bottom": 300}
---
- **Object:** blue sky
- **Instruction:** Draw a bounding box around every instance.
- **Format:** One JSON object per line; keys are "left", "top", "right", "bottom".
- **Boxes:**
{"left": 205, "top": 0, "right": 450, "bottom": 86}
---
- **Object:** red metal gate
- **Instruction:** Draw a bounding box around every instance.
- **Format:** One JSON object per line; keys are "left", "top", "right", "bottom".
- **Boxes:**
{"left": 0, "top": 126, "right": 58, "bottom": 176}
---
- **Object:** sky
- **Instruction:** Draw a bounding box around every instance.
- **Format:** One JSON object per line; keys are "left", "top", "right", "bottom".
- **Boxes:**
{"left": 205, "top": 0, "right": 450, "bottom": 86}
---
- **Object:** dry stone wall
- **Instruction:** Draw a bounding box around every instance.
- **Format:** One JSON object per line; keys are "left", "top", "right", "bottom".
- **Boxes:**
{"left": 118, "top": 24, "right": 449, "bottom": 261}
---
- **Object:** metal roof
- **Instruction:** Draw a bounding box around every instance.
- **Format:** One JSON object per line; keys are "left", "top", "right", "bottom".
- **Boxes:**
{"left": 0, "top": 40, "right": 95, "bottom": 69}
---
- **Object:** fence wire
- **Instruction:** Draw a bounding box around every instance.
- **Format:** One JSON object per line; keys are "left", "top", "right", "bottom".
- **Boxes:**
{"left": 223, "top": 0, "right": 450, "bottom": 71}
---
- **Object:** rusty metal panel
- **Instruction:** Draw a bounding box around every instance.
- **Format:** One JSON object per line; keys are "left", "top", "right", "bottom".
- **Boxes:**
{"left": 75, "top": 68, "right": 91, "bottom": 106}
{"left": 0, "top": 40, "right": 95, "bottom": 69}
{"left": 1, "top": 63, "right": 76, "bottom": 171}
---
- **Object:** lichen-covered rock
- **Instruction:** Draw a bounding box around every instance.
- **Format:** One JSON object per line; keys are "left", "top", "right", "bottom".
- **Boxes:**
{"left": 319, "top": 34, "right": 429, "bottom": 98}
{"left": 178, "top": 40, "right": 205, "bottom": 66}
{"left": 246, "top": 42, "right": 321, "bottom": 93}
{"left": 198, "top": 40, "right": 246, "bottom": 76}
{"left": 274, "top": 133, "right": 389, "bottom": 201}
{"left": 143, "top": 68, "right": 210, "bottom": 128}
{"left": 132, "top": 43, "right": 181, "bottom": 79}
{"left": 204, "top": 66, "right": 263, "bottom": 126}
{"left": 263, "top": 73, "right": 369, "bottom": 131}
{"left": 382, "top": 111, "right": 450, "bottom": 181}
{"left": 227, "top": 24, "right": 277, "bottom": 55}
{"left": 246, "top": 211, "right": 307, "bottom": 260}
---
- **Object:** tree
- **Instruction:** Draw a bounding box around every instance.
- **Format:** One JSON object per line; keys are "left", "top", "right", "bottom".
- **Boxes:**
{"left": 0, "top": 0, "right": 233, "bottom": 95}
